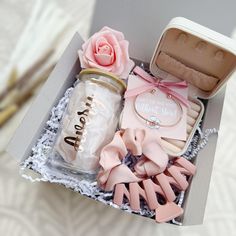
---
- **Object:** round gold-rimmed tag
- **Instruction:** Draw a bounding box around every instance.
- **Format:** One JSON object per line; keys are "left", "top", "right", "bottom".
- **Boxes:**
{"left": 134, "top": 89, "right": 183, "bottom": 128}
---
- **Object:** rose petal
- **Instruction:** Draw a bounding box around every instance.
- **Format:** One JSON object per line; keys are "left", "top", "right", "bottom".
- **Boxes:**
{"left": 87, "top": 60, "right": 114, "bottom": 72}
{"left": 91, "top": 31, "right": 109, "bottom": 52}
{"left": 119, "top": 40, "right": 130, "bottom": 61}
{"left": 95, "top": 37, "right": 108, "bottom": 51}
{"left": 95, "top": 37, "right": 114, "bottom": 56}
{"left": 98, "top": 45, "right": 112, "bottom": 55}
{"left": 100, "top": 26, "right": 125, "bottom": 41}
{"left": 94, "top": 53, "right": 114, "bottom": 66}
{"left": 103, "top": 33, "right": 120, "bottom": 50}
{"left": 84, "top": 40, "right": 97, "bottom": 63}
{"left": 82, "top": 31, "right": 102, "bottom": 51}
{"left": 120, "top": 58, "right": 135, "bottom": 79}
{"left": 82, "top": 37, "right": 93, "bottom": 51}
{"left": 119, "top": 40, "right": 135, "bottom": 78}
{"left": 110, "top": 44, "right": 122, "bottom": 72}
{"left": 112, "top": 63, "right": 124, "bottom": 77}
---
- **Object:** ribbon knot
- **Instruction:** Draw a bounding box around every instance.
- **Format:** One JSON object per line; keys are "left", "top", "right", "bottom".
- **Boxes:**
{"left": 125, "top": 66, "right": 189, "bottom": 107}
{"left": 154, "top": 78, "right": 160, "bottom": 88}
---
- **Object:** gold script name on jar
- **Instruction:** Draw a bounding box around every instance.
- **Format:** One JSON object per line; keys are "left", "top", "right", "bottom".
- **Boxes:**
{"left": 64, "top": 95, "right": 94, "bottom": 150}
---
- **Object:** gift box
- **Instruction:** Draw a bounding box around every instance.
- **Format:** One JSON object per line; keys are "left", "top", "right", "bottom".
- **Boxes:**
{"left": 7, "top": 17, "right": 236, "bottom": 225}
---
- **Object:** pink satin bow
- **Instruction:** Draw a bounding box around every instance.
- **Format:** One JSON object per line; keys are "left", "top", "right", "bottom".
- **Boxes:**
{"left": 124, "top": 66, "right": 189, "bottom": 107}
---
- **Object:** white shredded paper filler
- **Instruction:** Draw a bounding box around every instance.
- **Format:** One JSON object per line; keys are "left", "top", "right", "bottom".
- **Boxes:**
{"left": 20, "top": 85, "right": 218, "bottom": 224}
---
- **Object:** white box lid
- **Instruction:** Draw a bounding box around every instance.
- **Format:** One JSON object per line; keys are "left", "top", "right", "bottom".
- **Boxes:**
{"left": 150, "top": 17, "right": 236, "bottom": 99}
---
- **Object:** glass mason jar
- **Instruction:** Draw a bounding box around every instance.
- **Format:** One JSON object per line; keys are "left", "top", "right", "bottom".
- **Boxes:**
{"left": 53, "top": 68, "right": 126, "bottom": 174}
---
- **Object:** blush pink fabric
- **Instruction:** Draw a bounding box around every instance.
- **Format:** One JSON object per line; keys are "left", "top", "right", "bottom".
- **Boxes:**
{"left": 124, "top": 66, "right": 190, "bottom": 107}
{"left": 97, "top": 128, "right": 168, "bottom": 191}
{"left": 78, "top": 26, "right": 134, "bottom": 79}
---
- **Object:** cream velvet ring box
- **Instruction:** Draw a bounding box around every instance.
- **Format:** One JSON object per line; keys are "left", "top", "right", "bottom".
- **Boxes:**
{"left": 149, "top": 17, "right": 236, "bottom": 157}
{"left": 6, "top": 17, "right": 236, "bottom": 226}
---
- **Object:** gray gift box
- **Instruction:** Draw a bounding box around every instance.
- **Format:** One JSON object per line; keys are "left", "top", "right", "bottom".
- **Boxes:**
{"left": 7, "top": 14, "right": 236, "bottom": 225}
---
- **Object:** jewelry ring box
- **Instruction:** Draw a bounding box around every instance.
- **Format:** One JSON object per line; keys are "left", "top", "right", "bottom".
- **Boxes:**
{"left": 149, "top": 17, "right": 236, "bottom": 157}
{"left": 6, "top": 17, "right": 236, "bottom": 225}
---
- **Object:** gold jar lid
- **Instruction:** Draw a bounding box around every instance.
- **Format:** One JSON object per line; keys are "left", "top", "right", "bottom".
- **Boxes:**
{"left": 78, "top": 68, "right": 127, "bottom": 95}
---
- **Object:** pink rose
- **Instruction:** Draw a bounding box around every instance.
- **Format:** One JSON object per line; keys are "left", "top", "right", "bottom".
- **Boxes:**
{"left": 78, "top": 26, "right": 134, "bottom": 79}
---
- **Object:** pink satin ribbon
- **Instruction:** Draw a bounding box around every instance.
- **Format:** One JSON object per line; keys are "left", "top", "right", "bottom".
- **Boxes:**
{"left": 124, "top": 66, "right": 189, "bottom": 107}
{"left": 97, "top": 128, "right": 168, "bottom": 191}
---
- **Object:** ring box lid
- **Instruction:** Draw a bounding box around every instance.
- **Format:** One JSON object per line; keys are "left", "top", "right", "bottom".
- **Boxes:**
{"left": 150, "top": 17, "right": 236, "bottom": 99}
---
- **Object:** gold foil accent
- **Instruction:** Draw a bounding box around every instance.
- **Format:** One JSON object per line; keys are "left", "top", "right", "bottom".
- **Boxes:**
{"left": 64, "top": 95, "right": 94, "bottom": 151}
